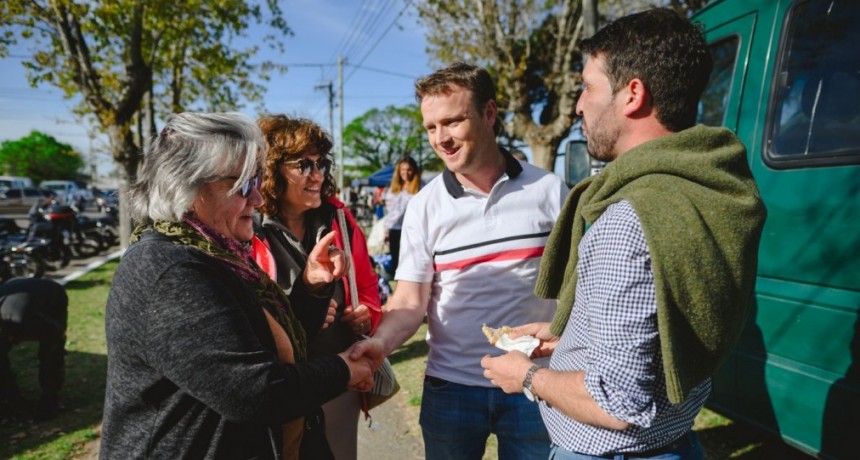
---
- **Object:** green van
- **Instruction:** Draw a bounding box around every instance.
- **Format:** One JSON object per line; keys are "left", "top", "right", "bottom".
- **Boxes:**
{"left": 566, "top": 1, "right": 859, "bottom": 458}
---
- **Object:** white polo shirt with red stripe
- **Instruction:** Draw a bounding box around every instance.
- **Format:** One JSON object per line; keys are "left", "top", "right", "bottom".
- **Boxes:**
{"left": 396, "top": 154, "right": 569, "bottom": 387}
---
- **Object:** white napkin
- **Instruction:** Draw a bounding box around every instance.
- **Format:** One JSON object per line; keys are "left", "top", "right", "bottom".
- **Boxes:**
{"left": 494, "top": 333, "right": 540, "bottom": 356}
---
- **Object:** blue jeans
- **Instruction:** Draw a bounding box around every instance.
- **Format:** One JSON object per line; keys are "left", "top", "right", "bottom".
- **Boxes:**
{"left": 420, "top": 376, "right": 550, "bottom": 460}
{"left": 548, "top": 431, "right": 703, "bottom": 460}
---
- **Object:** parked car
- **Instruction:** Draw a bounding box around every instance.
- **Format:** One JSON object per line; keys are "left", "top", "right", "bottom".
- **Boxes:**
{"left": 0, "top": 176, "right": 34, "bottom": 190}
{"left": 39, "top": 180, "right": 93, "bottom": 206}
{"left": 0, "top": 187, "right": 51, "bottom": 214}
{"left": 93, "top": 188, "right": 119, "bottom": 212}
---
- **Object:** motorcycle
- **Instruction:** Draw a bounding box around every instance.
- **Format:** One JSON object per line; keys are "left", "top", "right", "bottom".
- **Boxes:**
{"left": 0, "top": 243, "right": 46, "bottom": 281}
{"left": 0, "top": 217, "right": 46, "bottom": 280}
{"left": 39, "top": 201, "right": 103, "bottom": 258}
{"left": 23, "top": 200, "right": 73, "bottom": 270}
{"left": 77, "top": 203, "right": 118, "bottom": 250}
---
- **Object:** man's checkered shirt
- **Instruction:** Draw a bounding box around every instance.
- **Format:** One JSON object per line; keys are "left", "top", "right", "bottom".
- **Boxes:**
{"left": 541, "top": 201, "right": 710, "bottom": 455}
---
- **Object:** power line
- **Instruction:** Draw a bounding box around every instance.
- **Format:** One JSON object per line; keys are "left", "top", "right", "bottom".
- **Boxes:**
{"left": 346, "top": 0, "right": 415, "bottom": 82}
{"left": 344, "top": 0, "right": 400, "bottom": 61}
{"left": 345, "top": 64, "right": 415, "bottom": 80}
{"left": 330, "top": 0, "right": 376, "bottom": 63}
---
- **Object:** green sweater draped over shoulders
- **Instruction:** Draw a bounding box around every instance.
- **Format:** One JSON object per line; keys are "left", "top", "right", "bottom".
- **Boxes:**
{"left": 534, "top": 125, "right": 767, "bottom": 404}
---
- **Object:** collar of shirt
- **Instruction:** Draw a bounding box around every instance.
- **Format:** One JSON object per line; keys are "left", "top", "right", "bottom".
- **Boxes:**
{"left": 442, "top": 147, "right": 523, "bottom": 198}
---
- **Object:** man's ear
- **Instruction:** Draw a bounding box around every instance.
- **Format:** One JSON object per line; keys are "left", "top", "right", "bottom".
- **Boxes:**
{"left": 483, "top": 99, "right": 498, "bottom": 128}
{"left": 621, "top": 78, "right": 649, "bottom": 116}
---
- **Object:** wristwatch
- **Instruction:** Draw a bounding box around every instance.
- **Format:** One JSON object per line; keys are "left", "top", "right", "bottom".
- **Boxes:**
{"left": 522, "top": 364, "right": 542, "bottom": 402}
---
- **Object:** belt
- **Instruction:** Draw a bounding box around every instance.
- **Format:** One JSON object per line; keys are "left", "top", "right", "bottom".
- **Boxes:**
{"left": 602, "top": 433, "right": 689, "bottom": 459}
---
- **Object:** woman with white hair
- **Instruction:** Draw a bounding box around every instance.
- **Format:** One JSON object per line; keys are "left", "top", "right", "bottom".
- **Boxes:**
{"left": 100, "top": 112, "right": 377, "bottom": 459}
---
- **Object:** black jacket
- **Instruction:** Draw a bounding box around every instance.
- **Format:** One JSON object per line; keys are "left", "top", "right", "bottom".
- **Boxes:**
{"left": 100, "top": 236, "right": 349, "bottom": 459}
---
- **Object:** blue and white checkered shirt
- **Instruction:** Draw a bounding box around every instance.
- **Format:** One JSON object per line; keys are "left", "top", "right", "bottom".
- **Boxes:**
{"left": 541, "top": 201, "right": 710, "bottom": 455}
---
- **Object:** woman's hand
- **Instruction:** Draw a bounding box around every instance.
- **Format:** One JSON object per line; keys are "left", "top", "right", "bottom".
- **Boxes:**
{"left": 320, "top": 299, "right": 337, "bottom": 330}
{"left": 342, "top": 304, "right": 373, "bottom": 335}
{"left": 339, "top": 342, "right": 378, "bottom": 391}
{"left": 304, "top": 231, "right": 349, "bottom": 290}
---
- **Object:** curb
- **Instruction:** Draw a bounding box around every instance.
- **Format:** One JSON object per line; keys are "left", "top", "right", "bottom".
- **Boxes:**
{"left": 57, "top": 249, "right": 125, "bottom": 286}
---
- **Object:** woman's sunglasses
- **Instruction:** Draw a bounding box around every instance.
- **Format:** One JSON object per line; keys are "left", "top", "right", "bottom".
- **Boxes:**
{"left": 218, "top": 174, "right": 262, "bottom": 198}
{"left": 283, "top": 157, "right": 332, "bottom": 177}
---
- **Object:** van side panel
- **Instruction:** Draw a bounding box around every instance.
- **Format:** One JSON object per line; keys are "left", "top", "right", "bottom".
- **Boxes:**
{"left": 699, "top": 1, "right": 860, "bottom": 458}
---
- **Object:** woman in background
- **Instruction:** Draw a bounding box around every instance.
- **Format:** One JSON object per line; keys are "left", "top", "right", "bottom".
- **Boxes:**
{"left": 254, "top": 114, "right": 382, "bottom": 460}
{"left": 383, "top": 156, "right": 420, "bottom": 276}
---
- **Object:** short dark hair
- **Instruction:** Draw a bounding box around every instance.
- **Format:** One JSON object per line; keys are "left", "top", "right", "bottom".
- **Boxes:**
{"left": 579, "top": 8, "right": 712, "bottom": 132}
{"left": 415, "top": 62, "right": 502, "bottom": 135}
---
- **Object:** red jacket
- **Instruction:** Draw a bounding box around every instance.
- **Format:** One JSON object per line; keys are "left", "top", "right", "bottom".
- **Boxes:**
{"left": 252, "top": 198, "right": 382, "bottom": 334}
{"left": 327, "top": 197, "right": 382, "bottom": 333}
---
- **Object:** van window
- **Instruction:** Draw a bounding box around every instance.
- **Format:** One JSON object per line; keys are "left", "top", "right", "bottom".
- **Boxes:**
{"left": 699, "top": 36, "right": 739, "bottom": 127}
{"left": 768, "top": 0, "right": 860, "bottom": 165}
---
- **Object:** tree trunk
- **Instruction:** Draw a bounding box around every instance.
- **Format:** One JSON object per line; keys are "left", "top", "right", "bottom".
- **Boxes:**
{"left": 108, "top": 126, "right": 141, "bottom": 248}
{"left": 529, "top": 138, "right": 562, "bottom": 172}
{"left": 583, "top": 0, "right": 599, "bottom": 39}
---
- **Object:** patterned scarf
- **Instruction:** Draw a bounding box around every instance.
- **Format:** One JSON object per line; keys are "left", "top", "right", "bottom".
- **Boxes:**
{"left": 131, "top": 216, "right": 308, "bottom": 361}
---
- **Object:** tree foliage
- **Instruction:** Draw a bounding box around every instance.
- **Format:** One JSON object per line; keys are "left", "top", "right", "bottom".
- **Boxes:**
{"left": 0, "top": 131, "right": 84, "bottom": 184}
{"left": 0, "top": 0, "right": 290, "bottom": 241}
{"left": 596, "top": 0, "right": 708, "bottom": 20}
{"left": 415, "top": 0, "right": 709, "bottom": 171}
{"left": 416, "top": 0, "right": 584, "bottom": 171}
{"left": 0, "top": 0, "right": 289, "bottom": 179}
{"left": 343, "top": 104, "right": 442, "bottom": 177}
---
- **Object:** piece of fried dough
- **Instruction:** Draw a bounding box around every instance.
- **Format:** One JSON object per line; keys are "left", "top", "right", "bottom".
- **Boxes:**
{"left": 481, "top": 323, "right": 515, "bottom": 345}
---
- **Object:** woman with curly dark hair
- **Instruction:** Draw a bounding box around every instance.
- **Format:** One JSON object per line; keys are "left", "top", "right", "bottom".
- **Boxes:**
{"left": 253, "top": 115, "right": 383, "bottom": 460}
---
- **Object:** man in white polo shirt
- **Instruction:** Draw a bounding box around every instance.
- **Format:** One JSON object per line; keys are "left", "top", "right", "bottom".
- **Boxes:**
{"left": 352, "top": 62, "right": 568, "bottom": 459}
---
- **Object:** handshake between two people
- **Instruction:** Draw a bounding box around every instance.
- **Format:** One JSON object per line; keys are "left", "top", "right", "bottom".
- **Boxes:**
{"left": 338, "top": 337, "right": 386, "bottom": 392}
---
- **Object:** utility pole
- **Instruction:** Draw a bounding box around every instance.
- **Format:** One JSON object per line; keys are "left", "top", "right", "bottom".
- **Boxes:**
{"left": 88, "top": 131, "right": 97, "bottom": 184}
{"left": 337, "top": 55, "right": 345, "bottom": 196}
{"left": 314, "top": 81, "right": 334, "bottom": 138}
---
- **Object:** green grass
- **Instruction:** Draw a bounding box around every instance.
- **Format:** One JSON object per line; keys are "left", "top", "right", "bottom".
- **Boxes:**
{"left": 1, "top": 261, "right": 115, "bottom": 460}
{"left": 0, "top": 263, "right": 812, "bottom": 459}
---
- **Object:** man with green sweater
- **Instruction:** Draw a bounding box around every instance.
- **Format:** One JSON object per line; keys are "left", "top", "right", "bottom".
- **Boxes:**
{"left": 480, "top": 8, "right": 766, "bottom": 459}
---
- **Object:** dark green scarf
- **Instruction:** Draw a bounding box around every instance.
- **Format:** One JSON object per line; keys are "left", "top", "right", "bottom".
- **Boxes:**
{"left": 131, "top": 218, "right": 308, "bottom": 361}
{"left": 535, "top": 125, "right": 766, "bottom": 403}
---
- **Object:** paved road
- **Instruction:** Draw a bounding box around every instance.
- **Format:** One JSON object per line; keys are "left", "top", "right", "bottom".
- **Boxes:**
{"left": 357, "top": 390, "right": 424, "bottom": 459}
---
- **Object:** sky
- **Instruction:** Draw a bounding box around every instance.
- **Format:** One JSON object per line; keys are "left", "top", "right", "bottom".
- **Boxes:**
{"left": 0, "top": 0, "right": 433, "bottom": 179}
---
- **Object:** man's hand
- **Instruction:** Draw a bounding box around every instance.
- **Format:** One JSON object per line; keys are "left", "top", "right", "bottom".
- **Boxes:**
{"left": 342, "top": 303, "right": 373, "bottom": 335}
{"left": 480, "top": 350, "right": 533, "bottom": 394}
{"left": 348, "top": 336, "right": 386, "bottom": 372}
{"left": 338, "top": 350, "right": 375, "bottom": 392}
{"left": 507, "top": 322, "right": 559, "bottom": 359}
{"left": 304, "top": 231, "right": 348, "bottom": 289}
